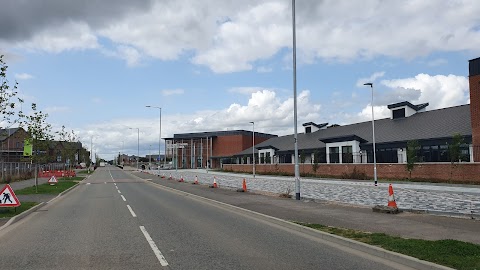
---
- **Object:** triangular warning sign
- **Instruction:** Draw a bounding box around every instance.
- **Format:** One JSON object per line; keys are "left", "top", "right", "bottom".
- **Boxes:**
{"left": 0, "top": 184, "right": 21, "bottom": 207}
{"left": 48, "top": 176, "right": 58, "bottom": 184}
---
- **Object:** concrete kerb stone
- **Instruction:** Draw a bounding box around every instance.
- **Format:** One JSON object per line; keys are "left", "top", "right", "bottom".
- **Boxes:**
{"left": 0, "top": 178, "right": 83, "bottom": 232}
{"left": 142, "top": 178, "right": 453, "bottom": 270}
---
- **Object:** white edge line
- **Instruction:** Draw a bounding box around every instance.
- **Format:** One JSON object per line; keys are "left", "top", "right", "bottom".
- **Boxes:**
{"left": 126, "top": 205, "right": 137, "bottom": 217}
{"left": 139, "top": 226, "right": 169, "bottom": 266}
{"left": 121, "top": 195, "right": 126, "bottom": 202}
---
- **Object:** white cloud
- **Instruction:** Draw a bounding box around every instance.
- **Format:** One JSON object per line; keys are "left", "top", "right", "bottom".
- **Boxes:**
{"left": 5, "top": 1, "right": 480, "bottom": 71}
{"left": 161, "top": 89, "right": 184, "bottom": 96}
{"left": 381, "top": 74, "right": 469, "bottom": 109}
{"left": 14, "top": 73, "right": 34, "bottom": 80}
{"left": 257, "top": 66, "right": 273, "bottom": 73}
{"left": 228, "top": 87, "right": 267, "bottom": 95}
{"left": 356, "top": 72, "right": 385, "bottom": 87}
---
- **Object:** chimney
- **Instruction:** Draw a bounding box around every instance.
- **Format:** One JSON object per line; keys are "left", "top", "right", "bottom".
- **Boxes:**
{"left": 470, "top": 57, "right": 480, "bottom": 162}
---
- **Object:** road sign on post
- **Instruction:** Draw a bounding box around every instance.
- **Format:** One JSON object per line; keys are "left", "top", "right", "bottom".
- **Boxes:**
{"left": 48, "top": 176, "right": 58, "bottom": 185}
{"left": 0, "top": 184, "right": 21, "bottom": 207}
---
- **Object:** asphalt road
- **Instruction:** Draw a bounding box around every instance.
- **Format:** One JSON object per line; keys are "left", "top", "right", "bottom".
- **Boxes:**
{"left": 0, "top": 167, "right": 414, "bottom": 269}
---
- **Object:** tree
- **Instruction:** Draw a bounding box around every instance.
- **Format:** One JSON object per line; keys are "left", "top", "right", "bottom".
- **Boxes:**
{"left": 57, "top": 125, "right": 79, "bottom": 172}
{"left": 0, "top": 55, "right": 23, "bottom": 126}
{"left": 312, "top": 150, "right": 319, "bottom": 173}
{"left": 406, "top": 140, "right": 419, "bottom": 179}
{"left": 449, "top": 133, "right": 464, "bottom": 164}
{"left": 20, "top": 103, "right": 53, "bottom": 192}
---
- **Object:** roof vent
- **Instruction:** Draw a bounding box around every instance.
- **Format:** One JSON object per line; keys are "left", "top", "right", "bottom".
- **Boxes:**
{"left": 302, "top": 122, "right": 328, "bottom": 133}
{"left": 387, "top": 101, "right": 428, "bottom": 119}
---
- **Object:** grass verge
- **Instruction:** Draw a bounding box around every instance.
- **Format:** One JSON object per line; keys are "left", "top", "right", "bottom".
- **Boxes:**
{"left": 0, "top": 202, "right": 38, "bottom": 218}
{"left": 296, "top": 222, "right": 480, "bottom": 270}
{"left": 58, "top": 176, "right": 85, "bottom": 181}
{"left": 14, "top": 181, "right": 78, "bottom": 195}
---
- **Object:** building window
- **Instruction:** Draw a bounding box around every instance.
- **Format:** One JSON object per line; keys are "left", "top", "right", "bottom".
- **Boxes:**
{"left": 342, "top": 146, "right": 353, "bottom": 163}
{"left": 329, "top": 147, "right": 339, "bottom": 163}
{"left": 305, "top": 127, "right": 311, "bottom": 133}
{"left": 393, "top": 108, "right": 405, "bottom": 119}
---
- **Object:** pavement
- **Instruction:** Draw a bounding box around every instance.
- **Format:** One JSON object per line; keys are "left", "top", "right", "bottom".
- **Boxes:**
{"left": 144, "top": 168, "right": 480, "bottom": 218}
{"left": 0, "top": 167, "right": 416, "bottom": 270}
{"left": 134, "top": 168, "right": 480, "bottom": 245}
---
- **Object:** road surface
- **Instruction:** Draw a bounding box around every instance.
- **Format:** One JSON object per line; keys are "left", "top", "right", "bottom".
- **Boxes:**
{"left": 0, "top": 167, "right": 413, "bottom": 269}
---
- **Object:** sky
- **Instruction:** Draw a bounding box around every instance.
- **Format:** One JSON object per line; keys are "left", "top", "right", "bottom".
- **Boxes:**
{"left": 0, "top": 0, "right": 479, "bottom": 160}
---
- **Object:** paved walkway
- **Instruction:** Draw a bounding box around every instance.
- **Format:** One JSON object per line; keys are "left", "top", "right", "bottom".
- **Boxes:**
{"left": 147, "top": 169, "right": 480, "bottom": 217}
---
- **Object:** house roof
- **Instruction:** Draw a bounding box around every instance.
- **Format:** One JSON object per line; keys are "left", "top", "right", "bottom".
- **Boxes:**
{"left": 164, "top": 130, "right": 277, "bottom": 140}
{"left": 387, "top": 101, "right": 429, "bottom": 111}
{"left": 233, "top": 104, "right": 472, "bottom": 156}
{"left": 302, "top": 122, "right": 328, "bottom": 129}
{"left": 0, "top": 128, "right": 21, "bottom": 141}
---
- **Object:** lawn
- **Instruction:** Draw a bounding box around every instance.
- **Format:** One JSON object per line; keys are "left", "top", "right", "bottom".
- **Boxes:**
{"left": 14, "top": 180, "right": 78, "bottom": 195}
{"left": 0, "top": 202, "right": 38, "bottom": 218}
{"left": 296, "top": 222, "right": 480, "bottom": 270}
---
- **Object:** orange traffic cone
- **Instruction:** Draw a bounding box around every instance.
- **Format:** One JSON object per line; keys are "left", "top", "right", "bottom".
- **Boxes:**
{"left": 192, "top": 175, "right": 199, "bottom": 185}
{"left": 242, "top": 178, "right": 247, "bottom": 192}
{"left": 388, "top": 184, "right": 398, "bottom": 208}
{"left": 161, "top": 173, "right": 165, "bottom": 179}
{"left": 210, "top": 176, "right": 218, "bottom": 188}
{"left": 178, "top": 175, "right": 184, "bottom": 182}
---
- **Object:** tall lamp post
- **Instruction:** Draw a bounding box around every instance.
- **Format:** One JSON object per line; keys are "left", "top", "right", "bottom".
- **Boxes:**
{"left": 129, "top": 127, "right": 140, "bottom": 170}
{"left": 146, "top": 106, "right": 162, "bottom": 174}
{"left": 364, "top": 83, "right": 378, "bottom": 186}
{"left": 250, "top": 121, "right": 255, "bottom": 178}
{"left": 292, "top": 0, "right": 300, "bottom": 200}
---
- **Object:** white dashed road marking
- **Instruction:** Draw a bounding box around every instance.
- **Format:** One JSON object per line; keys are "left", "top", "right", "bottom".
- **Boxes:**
{"left": 127, "top": 205, "right": 137, "bottom": 217}
{"left": 139, "top": 226, "right": 169, "bottom": 267}
{"left": 121, "top": 195, "right": 126, "bottom": 201}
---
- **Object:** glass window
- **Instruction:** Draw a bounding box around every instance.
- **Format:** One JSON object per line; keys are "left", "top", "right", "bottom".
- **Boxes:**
{"left": 393, "top": 108, "right": 405, "bottom": 119}
{"left": 342, "top": 146, "right": 353, "bottom": 163}
{"left": 329, "top": 147, "right": 339, "bottom": 163}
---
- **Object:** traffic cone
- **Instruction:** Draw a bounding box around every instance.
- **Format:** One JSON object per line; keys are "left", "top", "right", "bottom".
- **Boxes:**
{"left": 210, "top": 176, "right": 218, "bottom": 188}
{"left": 178, "top": 175, "right": 184, "bottom": 182}
{"left": 237, "top": 178, "right": 247, "bottom": 192}
{"left": 388, "top": 184, "right": 398, "bottom": 208}
{"left": 161, "top": 173, "right": 165, "bottom": 179}
{"left": 192, "top": 175, "right": 199, "bottom": 185}
{"left": 169, "top": 173, "right": 172, "bottom": 180}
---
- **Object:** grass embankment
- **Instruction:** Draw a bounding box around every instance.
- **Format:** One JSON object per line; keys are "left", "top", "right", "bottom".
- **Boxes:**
{"left": 14, "top": 180, "right": 78, "bottom": 195}
{"left": 58, "top": 176, "right": 84, "bottom": 181}
{"left": 0, "top": 202, "right": 38, "bottom": 218}
{"left": 296, "top": 222, "right": 480, "bottom": 270}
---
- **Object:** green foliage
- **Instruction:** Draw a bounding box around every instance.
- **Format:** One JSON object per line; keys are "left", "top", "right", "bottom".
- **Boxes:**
{"left": 0, "top": 55, "right": 23, "bottom": 125}
{"left": 297, "top": 222, "right": 480, "bottom": 270}
{"left": 15, "top": 180, "right": 77, "bottom": 195}
{"left": 406, "top": 140, "right": 419, "bottom": 178}
{"left": 19, "top": 103, "right": 53, "bottom": 164}
{"left": 449, "top": 133, "right": 464, "bottom": 164}
{"left": 57, "top": 125, "right": 79, "bottom": 170}
{"left": 0, "top": 202, "right": 37, "bottom": 218}
{"left": 312, "top": 150, "right": 319, "bottom": 173}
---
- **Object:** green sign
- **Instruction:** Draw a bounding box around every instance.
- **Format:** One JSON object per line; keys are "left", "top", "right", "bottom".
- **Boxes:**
{"left": 23, "top": 139, "right": 32, "bottom": 156}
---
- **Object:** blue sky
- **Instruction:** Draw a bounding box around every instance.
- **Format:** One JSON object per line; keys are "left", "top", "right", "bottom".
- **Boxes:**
{"left": 1, "top": 0, "right": 479, "bottom": 160}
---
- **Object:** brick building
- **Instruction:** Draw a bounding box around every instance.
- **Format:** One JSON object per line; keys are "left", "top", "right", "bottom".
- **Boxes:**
{"left": 469, "top": 57, "right": 480, "bottom": 162}
{"left": 164, "top": 130, "right": 277, "bottom": 169}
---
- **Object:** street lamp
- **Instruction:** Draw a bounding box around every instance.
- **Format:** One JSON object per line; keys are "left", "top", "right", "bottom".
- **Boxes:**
{"left": 250, "top": 121, "right": 255, "bottom": 178}
{"left": 364, "top": 82, "right": 378, "bottom": 186}
{"left": 146, "top": 105, "right": 162, "bottom": 174}
{"left": 292, "top": 0, "right": 301, "bottom": 200}
{"left": 129, "top": 127, "right": 140, "bottom": 170}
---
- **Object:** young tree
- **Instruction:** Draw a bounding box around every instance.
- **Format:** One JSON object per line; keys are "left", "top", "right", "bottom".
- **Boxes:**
{"left": 449, "top": 133, "right": 464, "bottom": 180}
{"left": 20, "top": 103, "right": 53, "bottom": 192}
{"left": 0, "top": 55, "right": 23, "bottom": 125}
{"left": 312, "top": 150, "right": 319, "bottom": 174}
{"left": 57, "top": 125, "right": 79, "bottom": 172}
{"left": 406, "top": 140, "right": 419, "bottom": 179}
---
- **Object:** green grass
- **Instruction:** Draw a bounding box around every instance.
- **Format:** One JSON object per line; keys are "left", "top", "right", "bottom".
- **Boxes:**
{"left": 0, "top": 202, "right": 38, "bottom": 218}
{"left": 14, "top": 181, "right": 78, "bottom": 195}
{"left": 76, "top": 170, "right": 91, "bottom": 175}
{"left": 58, "top": 176, "right": 85, "bottom": 181}
{"left": 296, "top": 222, "right": 480, "bottom": 270}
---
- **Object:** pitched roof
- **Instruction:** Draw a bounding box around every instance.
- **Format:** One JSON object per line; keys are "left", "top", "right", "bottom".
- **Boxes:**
{"left": 233, "top": 104, "right": 471, "bottom": 156}
{"left": 387, "top": 101, "right": 429, "bottom": 111}
{"left": 0, "top": 128, "right": 21, "bottom": 141}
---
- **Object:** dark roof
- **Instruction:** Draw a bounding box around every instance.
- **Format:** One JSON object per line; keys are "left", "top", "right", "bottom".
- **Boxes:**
{"left": 165, "top": 130, "right": 277, "bottom": 140}
{"left": 387, "top": 101, "right": 429, "bottom": 111}
{"left": 0, "top": 128, "right": 20, "bottom": 141}
{"left": 320, "top": 135, "right": 367, "bottom": 144}
{"left": 256, "top": 145, "right": 279, "bottom": 150}
{"left": 302, "top": 122, "right": 328, "bottom": 128}
{"left": 233, "top": 104, "right": 472, "bottom": 156}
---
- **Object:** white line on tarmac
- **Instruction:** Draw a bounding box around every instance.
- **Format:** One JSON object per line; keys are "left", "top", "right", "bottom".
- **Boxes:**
{"left": 118, "top": 190, "right": 121, "bottom": 194}
{"left": 115, "top": 186, "right": 118, "bottom": 190}
{"left": 114, "top": 183, "right": 117, "bottom": 186}
{"left": 127, "top": 205, "right": 137, "bottom": 217}
{"left": 86, "top": 183, "right": 91, "bottom": 185}
{"left": 139, "top": 226, "right": 169, "bottom": 267}
{"left": 121, "top": 195, "right": 126, "bottom": 201}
